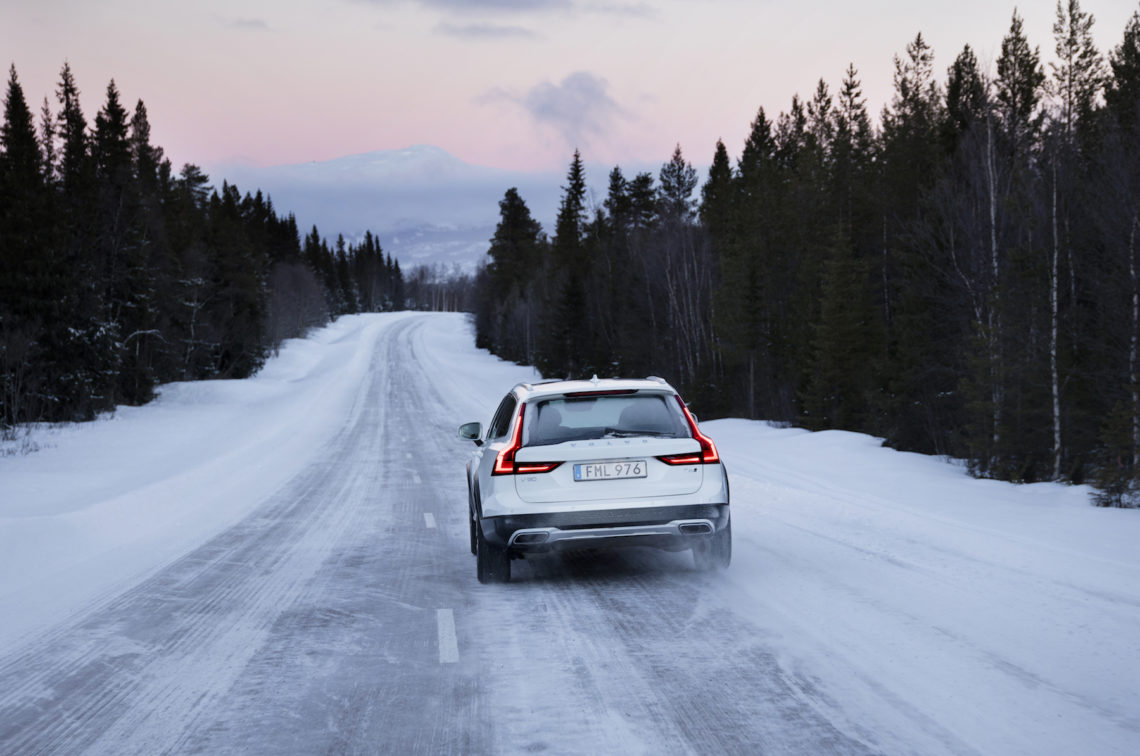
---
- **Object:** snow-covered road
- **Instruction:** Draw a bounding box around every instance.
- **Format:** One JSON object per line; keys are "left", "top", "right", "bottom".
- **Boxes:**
{"left": 1, "top": 312, "right": 1138, "bottom": 754}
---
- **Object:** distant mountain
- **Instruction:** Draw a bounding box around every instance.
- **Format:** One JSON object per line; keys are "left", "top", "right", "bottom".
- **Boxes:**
{"left": 212, "top": 146, "right": 573, "bottom": 273}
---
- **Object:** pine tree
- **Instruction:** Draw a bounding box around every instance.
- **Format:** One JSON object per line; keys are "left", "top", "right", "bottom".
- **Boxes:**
{"left": 1, "top": 66, "right": 47, "bottom": 291}
{"left": 996, "top": 10, "right": 1046, "bottom": 160}
{"left": 1045, "top": 0, "right": 1106, "bottom": 478}
{"left": 658, "top": 144, "right": 698, "bottom": 226}
{"left": 552, "top": 149, "right": 587, "bottom": 268}
{"left": 0, "top": 65, "right": 51, "bottom": 425}
{"left": 52, "top": 63, "right": 114, "bottom": 419}
{"left": 806, "top": 79, "right": 835, "bottom": 161}
{"left": 603, "top": 166, "right": 631, "bottom": 229}
{"left": 699, "top": 139, "right": 734, "bottom": 248}
{"left": 38, "top": 97, "right": 56, "bottom": 183}
{"left": 1088, "top": 70, "right": 1140, "bottom": 498}
{"left": 879, "top": 32, "right": 951, "bottom": 452}
{"left": 944, "top": 45, "right": 987, "bottom": 155}
{"left": 593, "top": 166, "right": 635, "bottom": 372}
{"left": 55, "top": 63, "right": 90, "bottom": 199}
{"left": 130, "top": 100, "right": 163, "bottom": 196}
{"left": 334, "top": 234, "right": 358, "bottom": 314}
{"left": 831, "top": 64, "right": 878, "bottom": 267}
{"left": 1096, "top": 11, "right": 1140, "bottom": 490}
{"left": 487, "top": 189, "right": 545, "bottom": 359}
{"left": 487, "top": 187, "right": 543, "bottom": 303}
{"left": 725, "top": 107, "right": 779, "bottom": 419}
{"left": 1105, "top": 10, "right": 1140, "bottom": 134}
{"left": 1052, "top": 0, "right": 1106, "bottom": 145}
{"left": 774, "top": 95, "right": 808, "bottom": 170}
{"left": 92, "top": 79, "right": 144, "bottom": 404}
{"left": 986, "top": 10, "right": 1052, "bottom": 477}
{"left": 541, "top": 151, "right": 591, "bottom": 377}
{"left": 627, "top": 172, "right": 657, "bottom": 230}
{"left": 1, "top": 66, "right": 42, "bottom": 196}
{"left": 656, "top": 144, "right": 710, "bottom": 388}
{"left": 122, "top": 98, "right": 170, "bottom": 399}
{"left": 802, "top": 236, "right": 877, "bottom": 430}
{"left": 881, "top": 32, "right": 943, "bottom": 220}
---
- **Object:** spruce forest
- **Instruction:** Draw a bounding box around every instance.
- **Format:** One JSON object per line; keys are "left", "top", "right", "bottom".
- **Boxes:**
{"left": 472, "top": 3, "right": 1140, "bottom": 505}
{"left": 0, "top": 63, "right": 413, "bottom": 432}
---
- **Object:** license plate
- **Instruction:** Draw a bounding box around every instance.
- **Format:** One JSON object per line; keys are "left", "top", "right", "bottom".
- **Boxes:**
{"left": 573, "top": 460, "right": 647, "bottom": 481}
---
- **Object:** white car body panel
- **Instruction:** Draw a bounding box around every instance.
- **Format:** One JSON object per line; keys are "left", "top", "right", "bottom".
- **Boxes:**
{"left": 461, "top": 377, "right": 730, "bottom": 575}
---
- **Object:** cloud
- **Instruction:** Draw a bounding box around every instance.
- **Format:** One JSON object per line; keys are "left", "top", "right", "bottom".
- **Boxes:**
{"left": 221, "top": 17, "right": 270, "bottom": 31}
{"left": 429, "top": 0, "right": 569, "bottom": 8}
{"left": 353, "top": 0, "right": 570, "bottom": 11}
{"left": 435, "top": 21, "right": 538, "bottom": 39}
{"left": 584, "top": 2, "right": 657, "bottom": 19}
{"left": 479, "top": 71, "right": 623, "bottom": 150}
{"left": 347, "top": 0, "right": 654, "bottom": 39}
{"left": 350, "top": 0, "right": 656, "bottom": 17}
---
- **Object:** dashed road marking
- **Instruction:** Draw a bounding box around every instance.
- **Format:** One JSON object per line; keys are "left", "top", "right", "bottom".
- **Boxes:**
{"left": 406, "top": 453, "right": 412, "bottom": 459}
{"left": 413, "top": 472, "right": 422, "bottom": 485}
{"left": 437, "top": 609, "right": 459, "bottom": 664}
{"left": 424, "top": 512, "right": 437, "bottom": 529}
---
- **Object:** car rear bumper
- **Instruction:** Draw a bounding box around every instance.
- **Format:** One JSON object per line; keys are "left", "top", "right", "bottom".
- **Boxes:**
{"left": 480, "top": 503, "right": 729, "bottom": 552}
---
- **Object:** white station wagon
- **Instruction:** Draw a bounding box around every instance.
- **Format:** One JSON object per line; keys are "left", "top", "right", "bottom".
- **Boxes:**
{"left": 459, "top": 376, "right": 731, "bottom": 583}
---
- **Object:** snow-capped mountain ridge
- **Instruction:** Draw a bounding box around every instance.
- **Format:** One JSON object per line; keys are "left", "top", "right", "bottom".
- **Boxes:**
{"left": 265, "top": 145, "right": 511, "bottom": 185}
{"left": 212, "top": 145, "right": 632, "bottom": 272}
{"left": 212, "top": 145, "right": 566, "bottom": 272}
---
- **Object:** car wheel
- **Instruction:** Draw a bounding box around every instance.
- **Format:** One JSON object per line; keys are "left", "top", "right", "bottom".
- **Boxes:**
{"left": 693, "top": 519, "right": 731, "bottom": 570}
{"left": 469, "top": 510, "right": 477, "bottom": 556}
{"left": 476, "top": 522, "right": 510, "bottom": 584}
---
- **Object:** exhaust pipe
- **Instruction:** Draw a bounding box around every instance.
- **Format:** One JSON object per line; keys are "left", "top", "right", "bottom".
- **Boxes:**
{"left": 511, "top": 531, "right": 551, "bottom": 546}
{"left": 509, "top": 519, "right": 715, "bottom": 547}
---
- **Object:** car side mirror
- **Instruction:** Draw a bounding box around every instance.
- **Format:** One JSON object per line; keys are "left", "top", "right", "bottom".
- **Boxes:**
{"left": 458, "top": 422, "right": 483, "bottom": 446}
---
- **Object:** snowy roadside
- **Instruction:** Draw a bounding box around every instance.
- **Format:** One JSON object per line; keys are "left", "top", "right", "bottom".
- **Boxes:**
{"left": 709, "top": 421, "right": 1140, "bottom": 754}
{"left": 0, "top": 312, "right": 414, "bottom": 647}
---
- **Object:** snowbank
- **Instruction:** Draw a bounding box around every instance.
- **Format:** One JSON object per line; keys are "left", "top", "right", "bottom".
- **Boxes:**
{"left": 707, "top": 418, "right": 1140, "bottom": 755}
{"left": 0, "top": 313, "right": 412, "bottom": 646}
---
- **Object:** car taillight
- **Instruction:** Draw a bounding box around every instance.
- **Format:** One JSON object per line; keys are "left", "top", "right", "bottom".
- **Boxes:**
{"left": 658, "top": 453, "right": 703, "bottom": 466}
{"left": 657, "top": 395, "right": 720, "bottom": 465}
{"left": 515, "top": 462, "right": 562, "bottom": 474}
{"left": 492, "top": 403, "right": 525, "bottom": 475}
{"left": 492, "top": 404, "right": 560, "bottom": 475}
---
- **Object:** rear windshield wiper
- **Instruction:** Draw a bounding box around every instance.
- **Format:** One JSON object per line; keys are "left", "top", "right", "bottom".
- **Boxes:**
{"left": 602, "top": 428, "right": 673, "bottom": 438}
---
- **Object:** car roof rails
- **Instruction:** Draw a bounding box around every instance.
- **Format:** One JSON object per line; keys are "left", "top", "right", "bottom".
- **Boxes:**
{"left": 516, "top": 378, "right": 564, "bottom": 392}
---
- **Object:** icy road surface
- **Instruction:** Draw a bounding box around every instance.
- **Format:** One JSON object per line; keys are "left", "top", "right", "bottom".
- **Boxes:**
{"left": 2, "top": 313, "right": 1139, "bottom": 754}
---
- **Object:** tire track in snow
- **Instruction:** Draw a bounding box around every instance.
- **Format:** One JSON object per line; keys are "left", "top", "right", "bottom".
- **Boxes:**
{"left": 0, "top": 334, "right": 386, "bottom": 754}
{"left": 0, "top": 316, "right": 484, "bottom": 754}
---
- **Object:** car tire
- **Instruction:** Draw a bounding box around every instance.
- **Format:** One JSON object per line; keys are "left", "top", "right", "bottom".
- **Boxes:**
{"left": 476, "top": 522, "right": 510, "bottom": 584}
{"left": 467, "top": 478, "right": 478, "bottom": 556}
{"left": 693, "top": 518, "right": 732, "bottom": 570}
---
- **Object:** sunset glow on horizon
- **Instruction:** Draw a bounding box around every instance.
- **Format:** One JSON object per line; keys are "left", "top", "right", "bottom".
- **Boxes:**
{"left": 4, "top": 0, "right": 1139, "bottom": 175}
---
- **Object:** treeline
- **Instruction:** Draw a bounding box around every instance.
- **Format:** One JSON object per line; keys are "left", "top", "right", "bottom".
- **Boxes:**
{"left": 0, "top": 63, "right": 408, "bottom": 428}
{"left": 473, "top": 2, "right": 1140, "bottom": 505}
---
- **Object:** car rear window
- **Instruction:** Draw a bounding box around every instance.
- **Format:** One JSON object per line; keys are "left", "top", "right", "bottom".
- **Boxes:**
{"left": 524, "top": 393, "right": 689, "bottom": 446}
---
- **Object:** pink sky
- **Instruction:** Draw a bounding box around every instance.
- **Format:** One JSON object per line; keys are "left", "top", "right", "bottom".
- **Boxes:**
{"left": 3, "top": 0, "right": 1139, "bottom": 174}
